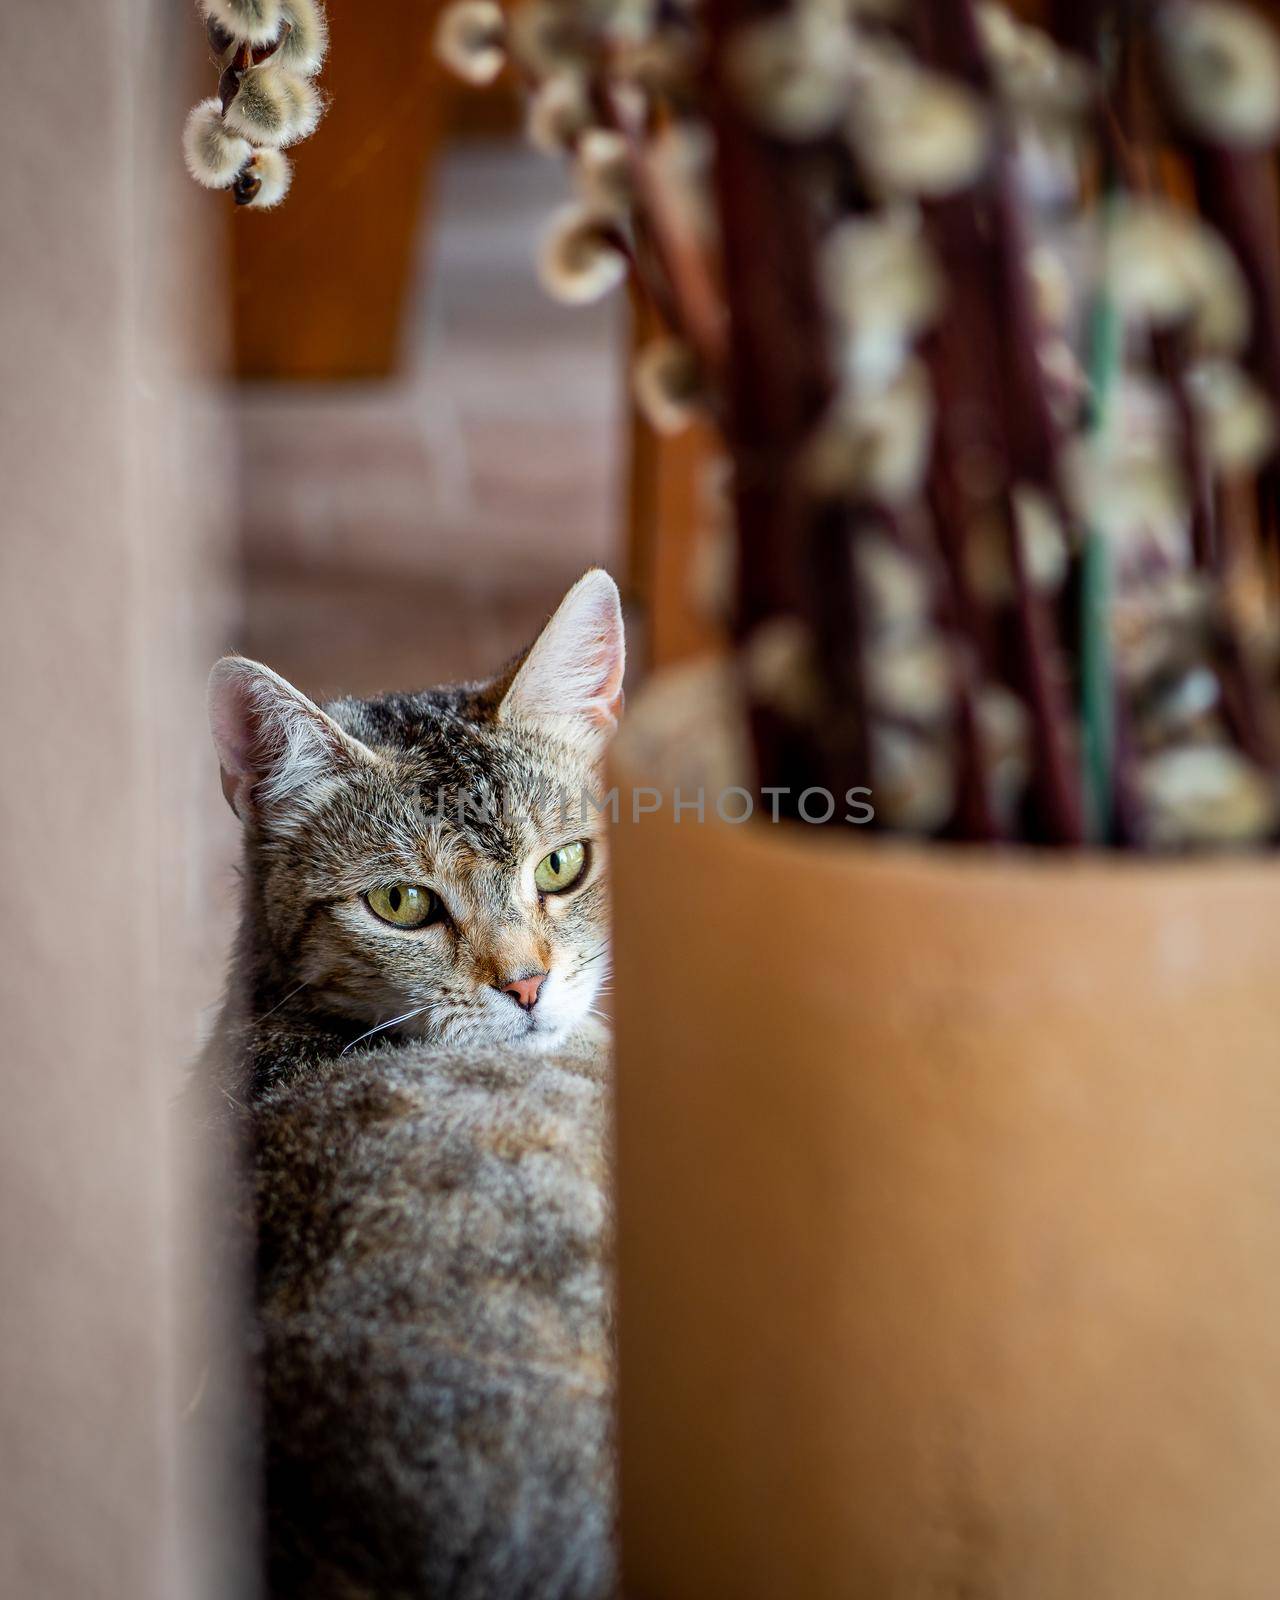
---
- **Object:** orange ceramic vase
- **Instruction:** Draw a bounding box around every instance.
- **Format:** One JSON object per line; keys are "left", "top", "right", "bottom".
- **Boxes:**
{"left": 610, "top": 722, "right": 1280, "bottom": 1599}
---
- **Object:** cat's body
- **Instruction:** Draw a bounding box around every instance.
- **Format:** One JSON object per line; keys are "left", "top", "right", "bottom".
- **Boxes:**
{"left": 200, "top": 574, "right": 625, "bottom": 1599}
{"left": 251, "top": 1029, "right": 613, "bottom": 1600}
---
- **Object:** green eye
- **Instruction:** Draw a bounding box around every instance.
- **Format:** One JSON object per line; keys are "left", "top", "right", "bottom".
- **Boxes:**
{"left": 366, "top": 883, "right": 436, "bottom": 928}
{"left": 535, "top": 841, "right": 588, "bottom": 895}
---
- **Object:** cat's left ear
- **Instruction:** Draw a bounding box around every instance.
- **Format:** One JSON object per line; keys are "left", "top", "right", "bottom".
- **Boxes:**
{"left": 498, "top": 569, "right": 626, "bottom": 750}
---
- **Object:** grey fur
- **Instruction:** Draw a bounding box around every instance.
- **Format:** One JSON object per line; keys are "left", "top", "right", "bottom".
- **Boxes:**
{"left": 254, "top": 1032, "right": 613, "bottom": 1600}
{"left": 199, "top": 578, "right": 623, "bottom": 1598}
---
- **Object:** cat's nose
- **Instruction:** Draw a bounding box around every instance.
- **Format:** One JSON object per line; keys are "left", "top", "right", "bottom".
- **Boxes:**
{"left": 500, "top": 972, "right": 548, "bottom": 1012}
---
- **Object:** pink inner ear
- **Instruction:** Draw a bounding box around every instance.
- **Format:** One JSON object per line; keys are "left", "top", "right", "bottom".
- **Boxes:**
{"left": 219, "top": 765, "right": 244, "bottom": 810}
{"left": 589, "top": 664, "right": 625, "bottom": 729}
{"left": 501, "top": 571, "right": 626, "bottom": 734}
{"left": 584, "top": 599, "right": 626, "bottom": 728}
{"left": 208, "top": 663, "right": 269, "bottom": 821}
{"left": 209, "top": 669, "right": 260, "bottom": 783}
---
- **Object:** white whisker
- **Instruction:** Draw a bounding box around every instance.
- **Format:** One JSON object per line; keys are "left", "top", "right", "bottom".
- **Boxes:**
{"left": 257, "top": 980, "right": 310, "bottom": 1022}
{"left": 340, "top": 1005, "right": 430, "bottom": 1056}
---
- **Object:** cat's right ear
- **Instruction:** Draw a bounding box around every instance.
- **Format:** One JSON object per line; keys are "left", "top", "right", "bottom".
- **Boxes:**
{"left": 207, "top": 656, "right": 379, "bottom": 823}
{"left": 495, "top": 570, "right": 626, "bottom": 751}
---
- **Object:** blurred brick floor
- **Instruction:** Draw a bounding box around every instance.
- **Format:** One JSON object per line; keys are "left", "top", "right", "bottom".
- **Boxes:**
{"left": 237, "top": 142, "right": 626, "bottom": 701}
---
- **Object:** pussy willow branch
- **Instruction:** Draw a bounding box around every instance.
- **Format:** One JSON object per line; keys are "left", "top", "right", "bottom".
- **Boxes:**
{"left": 915, "top": 0, "right": 1086, "bottom": 843}
{"left": 703, "top": 0, "right": 869, "bottom": 816}
{"left": 1108, "top": 14, "right": 1222, "bottom": 572}
{"left": 1141, "top": 1, "right": 1280, "bottom": 548}
{"left": 1185, "top": 147, "right": 1280, "bottom": 558}
{"left": 604, "top": 87, "right": 729, "bottom": 383}
{"left": 1155, "top": 327, "right": 1219, "bottom": 567}
{"left": 1119, "top": 7, "right": 1279, "bottom": 773}
{"left": 924, "top": 425, "right": 1002, "bottom": 842}
{"left": 1102, "top": 3, "right": 1279, "bottom": 790}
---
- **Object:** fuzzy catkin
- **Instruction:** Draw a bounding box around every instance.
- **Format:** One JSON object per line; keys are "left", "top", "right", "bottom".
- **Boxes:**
{"left": 201, "top": 0, "right": 284, "bottom": 47}
{"left": 278, "top": 0, "right": 330, "bottom": 76}
{"left": 183, "top": 98, "right": 251, "bottom": 188}
{"left": 434, "top": 0, "right": 507, "bottom": 87}
{"left": 223, "top": 64, "right": 320, "bottom": 147}
{"left": 235, "top": 147, "right": 293, "bottom": 208}
{"left": 537, "top": 206, "right": 629, "bottom": 304}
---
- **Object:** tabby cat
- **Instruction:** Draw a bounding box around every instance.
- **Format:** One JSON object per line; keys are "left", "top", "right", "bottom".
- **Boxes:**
{"left": 200, "top": 571, "right": 625, "bottom": 1600}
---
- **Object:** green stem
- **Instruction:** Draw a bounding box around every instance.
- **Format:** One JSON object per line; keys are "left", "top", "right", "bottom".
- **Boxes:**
{"left": 1080, "top": 270, "right": 1122, "bottom": 843}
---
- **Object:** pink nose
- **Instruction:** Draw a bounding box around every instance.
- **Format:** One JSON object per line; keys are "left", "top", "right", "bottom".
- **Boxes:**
{"left": 501, "top": 972, "right": 547, "bottom": 1012}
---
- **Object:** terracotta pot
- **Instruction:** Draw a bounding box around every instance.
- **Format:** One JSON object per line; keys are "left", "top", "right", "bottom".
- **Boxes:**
{"left": 609, "top": 712, "right": 1280, "bottom": 1599}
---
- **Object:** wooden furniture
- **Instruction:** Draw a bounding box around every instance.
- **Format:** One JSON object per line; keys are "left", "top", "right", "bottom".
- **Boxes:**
{"left": 229, "top": 0, "right": 517, "bottom": 380}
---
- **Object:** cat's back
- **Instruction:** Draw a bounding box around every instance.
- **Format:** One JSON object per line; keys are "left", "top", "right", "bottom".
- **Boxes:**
{"left": 253, "top": 1030, "right": 615, "bottom": 1600}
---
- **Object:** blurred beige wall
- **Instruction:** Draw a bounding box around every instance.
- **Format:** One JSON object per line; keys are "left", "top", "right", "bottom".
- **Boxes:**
{"left": 0, "top": 3, "right": 240, "bottom": 1594}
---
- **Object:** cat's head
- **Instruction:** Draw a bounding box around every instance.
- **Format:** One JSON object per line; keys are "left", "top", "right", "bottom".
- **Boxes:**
{"left": 208, "top": 570, "right": 624, "bottom": 1053}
